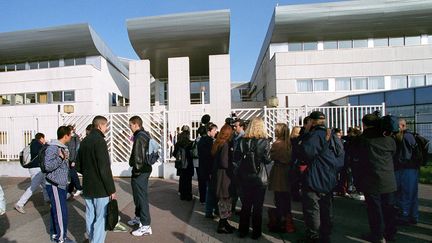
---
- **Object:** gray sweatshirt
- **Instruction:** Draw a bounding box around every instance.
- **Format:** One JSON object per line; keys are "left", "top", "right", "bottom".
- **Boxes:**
{"left": 45, "top": 139, "right": 69, "bottom": 190}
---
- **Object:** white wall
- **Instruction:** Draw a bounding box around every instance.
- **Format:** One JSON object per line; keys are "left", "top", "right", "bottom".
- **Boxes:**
{"left": 209, "top": 54, "right": 231, "bottom": 126}
{"left": 129, "top": 60, "right": 151, "bottom": 112}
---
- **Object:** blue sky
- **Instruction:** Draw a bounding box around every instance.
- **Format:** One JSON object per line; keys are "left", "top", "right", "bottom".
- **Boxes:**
{"left": 0, "top": 0, "right": 332, "bottom": 82}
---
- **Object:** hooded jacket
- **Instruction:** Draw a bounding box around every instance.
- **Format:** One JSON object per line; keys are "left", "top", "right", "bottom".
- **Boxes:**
{"left": 45, "top": 139, "right": 69, "bottom": 189}
{"left": 129, "top": 128, "right": 152, "bottom": 177}
{"left": 28, "top": 138, "right": 44, "bottom": 168}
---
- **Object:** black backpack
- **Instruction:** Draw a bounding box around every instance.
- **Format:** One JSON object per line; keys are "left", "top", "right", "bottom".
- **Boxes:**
{"left": 412, "top": 133, "right": 430, "bottom": 166}
{"left": 38, "top": 144, "right": 50, "bottom": 173}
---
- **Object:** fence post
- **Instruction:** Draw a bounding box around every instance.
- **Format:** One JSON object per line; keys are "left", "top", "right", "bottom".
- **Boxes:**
{"left": 163, "top": 109, "right": 168, "bottom": 163}
{"left": 347, "top": 103, "right": 351, "bottom": 130}
{"left": 263, "top": 106, "right": 268, "bottom": 135}
{"left": 381, "top": 102, "right": 386, "bottom": 116}
{"left": 343, "top": 106, "right": 348, "bottom": 136}
{"left": 109, "top": 114, "right": 114, "bottom": 163}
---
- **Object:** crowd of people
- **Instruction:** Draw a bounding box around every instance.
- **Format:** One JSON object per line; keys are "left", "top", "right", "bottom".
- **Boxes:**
{"left": 173, "top": 112, "right": 429, "bottom": 243}
{"left": 0, "top": 110, "right": 429, "bottom": 243}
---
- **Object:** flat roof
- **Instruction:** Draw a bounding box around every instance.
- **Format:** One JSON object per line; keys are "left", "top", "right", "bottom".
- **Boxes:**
{"left": 127, "top": 9, "right": 230, "bottom": 78}
{"left": 0, "top": 24, "right": 128, "bottom": 77}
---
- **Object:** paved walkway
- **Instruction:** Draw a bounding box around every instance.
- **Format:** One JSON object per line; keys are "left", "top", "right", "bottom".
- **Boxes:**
{"left": 1, "top": 177, "right": 431, "bottom": 243}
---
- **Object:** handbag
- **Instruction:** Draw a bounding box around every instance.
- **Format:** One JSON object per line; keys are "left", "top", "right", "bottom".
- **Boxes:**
{"left": 106, "top": 199, "right": 119, "bottom": 231}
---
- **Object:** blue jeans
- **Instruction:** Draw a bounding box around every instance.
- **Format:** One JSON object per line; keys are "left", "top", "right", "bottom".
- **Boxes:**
{"left": 395, "top": 169, "right": 419, "bottom": 221}
{"left": 85, "top": 197, "right": 109, "bottom": 243}
{"left": 46, "top": 184, "right": 68, "bottom": 242}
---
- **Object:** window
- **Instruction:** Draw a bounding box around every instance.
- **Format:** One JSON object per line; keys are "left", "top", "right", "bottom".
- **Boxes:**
{"left": 15, "top": 94, "right": 24, "bottom": 104}
{"left": 353, "top": 39, "right": 368, "bottom": 48}
{"left": 288, "top": 43, "right": 302, "bottom": 51}
{"left": 297, "top": 79, "right": 313, "bottom": 92}
{"left": 64, "top": 58, "right": 75, "bottom": 66}
{"left": 190, "top": 80, "right": 209, "bottom": 104}
{"left": 6, "top": 64, "right": 15, "bottom": 72}
{"left": 0, "top": 131, "right": 8, "bottom": 145}
{"left": 338, "top": 40, "right": 352, "bottom": 49}
{"left": 75, "top": 57, "right": 86, "bottom": 65}
{"left": 0, "top": 65, "right": 6, "bottom": 72}
{"left": 52, "top": 91, "right": 62, "bottom": 102}
{"left": 37, "top": 92, "right": 48, "bottom": 104}
{"left": 323, "top": 41, "right": 337, "bottom": 50}
{"left": 368, "top": 76, "right": 385, "bottom": 90}
{"left": 303, "top": 42, "right": 317, "bottom": 51}
{"left": 25, "top": 93, "right": 36, "bottom": 104}
{"left": 63, "top": 91, "right": 75, "bottom": 102}
{"left": 39, "top": 61, "right": 48, "bottom": 69}
{"left": 374, "top": 38, "right": 388, "bottom": 47}
{"left": 408, "top": 75, "right": 425, "bottom": 87}
{"left": 391, "top": 76, "right": 407, "bottom": 89}
{"left": 352, "top": 77, "right": 367, "bottom": 90}
{"left": 29, "top": 62, "right": 38, "bottom": 69}
{"left": 389, "top": 37, "right": 404, "bottom": 46}
{"left": 0, "top": 95, "right": 12, "bottom": 105}
{"left": 313, "top": 79, "right": 329, "bottom": 91}
{"left": 427, "top": 74, "right": 432, "bottom": 85}
{"left": 16, "top": 63, "right": 26, "bottom": 71}
{"left": 405, "top": 36, "right": 421, "bottom": 46}
{"left": 335, "top": 77, "right": 351, "bottom": 90}
{"left": 49, "top": 60, "right": 59, "bottom": 68}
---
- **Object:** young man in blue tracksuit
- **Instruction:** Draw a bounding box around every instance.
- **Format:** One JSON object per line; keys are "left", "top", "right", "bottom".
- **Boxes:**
{"left": 45, "top": 126, "right": 74, "bottom": 243}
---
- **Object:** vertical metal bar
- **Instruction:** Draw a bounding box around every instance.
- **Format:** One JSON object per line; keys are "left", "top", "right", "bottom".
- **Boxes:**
{"left": 163, "top": 109, "right": 168, "bottom": 163}
{"left": 109, "top": 114, "right": 114, "bottom": 163}
{"left": 347, "top": 104, "right": 352, "bottom": 130}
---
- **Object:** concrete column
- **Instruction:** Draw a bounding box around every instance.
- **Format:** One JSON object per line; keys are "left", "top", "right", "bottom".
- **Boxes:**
{"left": 168, "top": 57, "right": 190, "bottom": 111}
{"left": 209, "top": 54, "right": 231, "bottom": 127}
{"left": 129, "top": 60, "right": 151, "bottom": 112}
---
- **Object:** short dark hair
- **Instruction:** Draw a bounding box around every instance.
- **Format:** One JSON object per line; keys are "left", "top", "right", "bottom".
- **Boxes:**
{"left": 67, "top": 124, "right": 75, "bottom": 130}
{"left": 129, "top": 116, "right": 143, "bottom": 128}
{"left": 206, "top": 122, "right": 218, "bottom": 132}
{"left": 303, "top": 116, "right": 312, "bottom": 125}
{"left": 235, "top": 119, "right": 246, "bottom": 128}
{"left": 35, "top": 133, "right": 45, "bottom": 140}
{"left": 85, "top": 124, "right": 93, "bottom": 131}
{"left": 92, "top": 116, "right": 108, "bottom": 128}
{"left": 57, "top": 126, "right": 71, "bottom": 139}
{"left": 333, "top": 128, "right": 342, "bottom": 134}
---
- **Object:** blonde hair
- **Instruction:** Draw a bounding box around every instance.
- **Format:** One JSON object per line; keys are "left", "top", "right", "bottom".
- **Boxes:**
{"left": 275, "top": 123, "right": 291, "bottom": 158}
{"left": 290, "top": 126, "right": 301, "bottom": 139}
{"left": 244, "top": 117, "right": 268, "bottom": 139}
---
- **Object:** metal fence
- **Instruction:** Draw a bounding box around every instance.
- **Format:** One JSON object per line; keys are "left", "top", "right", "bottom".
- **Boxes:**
{"left": 0, "top": 104, "right": 385, "bottom": 162}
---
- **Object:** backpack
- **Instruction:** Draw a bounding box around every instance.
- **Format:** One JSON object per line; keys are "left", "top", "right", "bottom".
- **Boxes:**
{"left": 413, "top": 133, "right": 430, "bottom": 166}
{"left": 380, "top": 115, "right": 400, "bottom": 134}
{"left": 329, "top": 132, "right": 345, "bottom": 170}
{"left": 174, "top": 147, "right": 187, "bottom": 169}
{"left": 239, "top": 139, "right": 270, "bottom": 185}
{"left": 38, "top": 144, "right": 50, "bottom": 173}
{"left": 19, "top": 144, "right": 33, "bottom": 168}
{"left": 140, "top": 131, "right": 160, "bottom": 166}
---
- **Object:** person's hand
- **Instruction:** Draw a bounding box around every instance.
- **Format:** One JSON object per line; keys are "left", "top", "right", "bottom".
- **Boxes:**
{"left": 110, "top": 193, "right": 116, "bottom": 200}
{"left": 71, "top": 162, "right": 75, "bottom": 167}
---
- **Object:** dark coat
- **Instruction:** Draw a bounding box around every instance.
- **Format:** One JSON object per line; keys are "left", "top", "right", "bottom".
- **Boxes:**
{"left": 197, "top": 135, "right": 214, "bottom": 180}
{"left": 268, "top": 140, "right": 291, "bottom": 192}
{"left": 76, "top": 129, "right": 116, "bottom": 198}
{"left": 351, "top": 127, "right": 397, "bottom": 194}
{"left": 173, "top": 132, "right": 194, "bottom": 177}
{"left": 129, "top": 129, "right": 152, "bottom": 177}
{"left": 215, "top": 143, "right": 232, "bottom": 199}
{"left": 238, "top": 138, "right": 272, "bottom": 187}
{"left": 394, "top": 131, "right": 419, "bottom": 170}
{"left": 28, "top": 139, "right": 43, "bottom": 168}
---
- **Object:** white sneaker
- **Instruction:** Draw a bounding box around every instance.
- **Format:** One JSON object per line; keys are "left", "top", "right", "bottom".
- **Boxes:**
{"left": 73, "top": 190, "right": 83, "bottom": 197}
{"left": 127, "top": 217, "right": 141, "bottom": 226}
{"left": 0, "top": 210, "right": 5, "bottom": 216}
{"left": 132, "top": 225, "right": 152, "bottom": 236}
{"left": 14, "top": 204, "right": 26, "bottom": 214}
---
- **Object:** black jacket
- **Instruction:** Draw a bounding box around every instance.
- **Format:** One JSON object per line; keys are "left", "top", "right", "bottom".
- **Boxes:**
{"left": 173, "top": 132, "right": 194, "bottom": 176}
{"left": 76, "top": 129, "right": 116, "bottom": 198}
{"left": 197, "top": 135, "right": 214, "bottom": 180}
{"left": 238, "top": 138, "right": 272, "bottom": 187}
{"left": 129, "top": 129, "right": 152, "bottom": 177}
{"left": 351, "top": 127, "right": 397, "bottom": 194}
{"left": 28, "top": 139, "right": 43, "bottom": 168}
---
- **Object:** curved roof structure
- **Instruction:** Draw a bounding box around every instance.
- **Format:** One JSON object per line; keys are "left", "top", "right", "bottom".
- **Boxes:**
{"left": 0, "top": 23, "right": 128, "bottom": 77}
{"left": 127, "top": 9, "right": 230, "bottom": 78}
{"left": 251, "top": 0, "right": 432, "bottom": 82}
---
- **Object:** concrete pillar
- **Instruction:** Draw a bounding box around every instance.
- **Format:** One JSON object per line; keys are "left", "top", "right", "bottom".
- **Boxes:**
{"left": 209, "top": 54, "right": 231, "bottom": 127}
{"left": 129, "top": 60, "right": 151, "bottom": 112}
{"left": 168, "top": 57, "right": 191, "bottom": 131}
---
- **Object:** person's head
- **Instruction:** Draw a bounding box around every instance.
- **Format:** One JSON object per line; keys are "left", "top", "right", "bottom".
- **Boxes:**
{"left": 309, "top": 111, "right": 326, "bottom": 127}
{"left": 57, "top": 126, "right": 72, "bottom": 144}
{"left": 290, "top": 126, "right": 301, "bottom": 139}
{"left": 303, "top": 116, "right": 313, "bottom": 131}
{"left": 129, "top": 116, "right": 143, "bottom": 133}
{"left": 201, "top": 114, "right": 211, "bottom": 125}
{"left": 197, "top": 125, "right": 207, "bottom": 137}
{"left": 67, "top": 124, "right": 76, "bottom": 133}
{"left": 233, "top": 119, "right": 246, "bottom": 134}
{"left": 362, "top": 114, "right": 379, "bottom": 129}
{"left": 85, "top": 124, "right": 93, "bottom": 135}
{"left": 92, "top": 116, "right": 109, "bottom": 134}
{"left": 206, "top": 123, "right": 218, "bottom": 138}
{"left": 399, "top": 118, "right": 407, "bottom": 132}
{"left": 35, "top": 133, "right": 46, "bottom": 144}
{"left": 244, "top": 117, "right": 267, "bottom": 139}
{"left": 211, "top": 124, "right": 233, "bottom": 156}
{"left": 334, "top": 128, "right": 342, "bottom": 139}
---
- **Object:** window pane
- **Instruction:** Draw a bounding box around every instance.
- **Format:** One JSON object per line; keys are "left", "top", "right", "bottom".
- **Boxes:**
{"left": 323, "top": 41, "right": 337, "bottom": 49}
{"left": 75, "top": 57, "right": 86, "bottom": 65}
{"left": 408, "top": 75, "right": 425, "bottom": 87}
{"left": 368, "top": 76, "right": 385, "bottom": 90}
{"left": 335, "top": 77, "right": 351, "bottom": 90}
{"left": 6, "top": 64, "right": 15, "bottom": 71}
{"left": 25, "top": 93, "right": 36, "bottom": 104}
{"left": 405, "top": 36, "right": 421, "bottom": 46}
{"left": 39, "top": 61, "right": 48, "bottom": 69}
{"left": 37, "top": 92, "right": 48, "bottom": 104}
{"left": 0, "top": 65, "right": 6, "bottom": 72}
{"left": 29, "top": 62, "right": 38, "bottom": 69}
{"left": 374, "top": 38, "right": 388, "bottom": 47}
{"left": 52, "top": 91, "right": 62, "bottom": 102}
{"left": 389, "top": 37, "right": 404, "bottom": 46}
{"left": 391, "top": 76, "right": 407, "bottom": 89}
{"left": 353, "top": 39, "right": 368, "bottom": 48}
{"left": 338, "top": 40, "right": 352, "bottom": 49}
{"left": 0, "top": 95, "right": 12, "bottom": 105}
{"left": 49, "top": 60, "right": 59, "bottom": 68}
{"left": 297, "top": 79, "right": 313, "bottom": 92}
{"left": 427, "top": 74, "right": 432, "bottom": 85}
{"left": 15, "top": 94, "right": 24, "bottom": 105}
{"left": 288, "top": 43, "right": 302, "bottom": 51}
{"left": 63, "top": 91, "right": 75, "bottom": 102}
{"left": 16, "top": 63, "right": 26, "bottom": 71}
{"left": 64, "top": 58, "right": 74, "bottom": 66}
{"left": 352, "top": 77, "right": 367, "bottom": 90}
{"left": 313, "top": 79, "right": 328, "bottom": 91}
{"left": 303, "top": 42, "right": 317, "bottom": 51}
